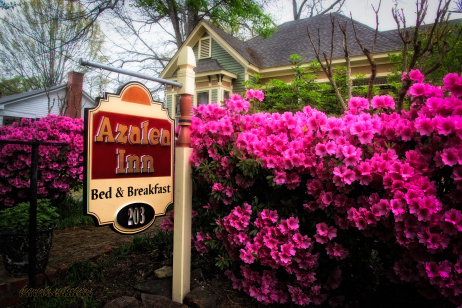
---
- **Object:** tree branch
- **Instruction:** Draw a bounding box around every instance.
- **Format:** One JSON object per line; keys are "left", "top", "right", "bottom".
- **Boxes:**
{"left": 306, "top": 21, "right": 347, "bottom": 111}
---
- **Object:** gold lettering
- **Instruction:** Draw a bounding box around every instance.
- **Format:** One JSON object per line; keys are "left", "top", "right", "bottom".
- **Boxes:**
{"left": 126, "top": 155, "right": 141, "bottom": 173}
{"left": 141, "top": 121, "right": 149, "bottom": 144}
{"left": 95, "top": 116, "right": 115, "bottom": 143}
{"left": 141, "top": 155, "right": 154, "bottom": 173}
{"left": 160, "top": 129, "right": 171, "bottom": 146}
{"left": 148, "top": 128, "right": 160, "bottom": 145}
{"left": 115, "top": 123, "right": 128, "bottom": 144}
{"left": 129, "top": 126, "right": 141, "bottom": 144}
{"left": 116, "top": 149, "right": 126, "bottom": 174}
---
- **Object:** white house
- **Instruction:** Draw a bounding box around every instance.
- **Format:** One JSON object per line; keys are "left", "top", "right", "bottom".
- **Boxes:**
{"left": 0, "top": 72, "right": 96, "bottom": 126}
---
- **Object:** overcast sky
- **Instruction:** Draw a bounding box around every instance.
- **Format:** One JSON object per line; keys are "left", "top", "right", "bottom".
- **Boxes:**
{"left": 269, "top": 0, "right": 461, "bottom": 30}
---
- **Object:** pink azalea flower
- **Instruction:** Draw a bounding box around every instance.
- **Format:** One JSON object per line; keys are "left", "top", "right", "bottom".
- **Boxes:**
{"left": 240, "top": 249, "right": 255, "bottom": 264}
{"left": 371, "top": 199, "right": 390, "bottom": 217}
{"left": 315, "top": 143, "right": 328, "bottom": 157}
{"left": 314, "top": 223, "right": 337, "bottom": 243}
{"left": 273, "top": 170, "right": 287, "bottom": 185}
{"left": 212, "top": 182, "right": 224, "bottom": 192}
{"left": 452, "top": 166, "right": 462, "bottom": 181}
{"left": 443, "top": 73, "right": 462, "bottom": 97}
{"left": 326, "top": 242, "right": 349, "bottom": 260}
{"left": 441, "top": 148, "right": 460, "bottom": 166}
{"left": 434, "top": 116, "right": 455, "bottom": 135}
{"left": 319, "top": 191, "right": 333, "bottom": 207}
{"left": 414, "top": 116, "right": 434, "bottom": 136}
{"left": 407, "top": 83, "right": 426, "bottom": 97}
{"left": 348, "top": 97, "right": 369, "bottom": 110}
{"left": 285, "top": 217, "right": 299, "bottom": 230}
{"left": 409, "top": 69, "right": 425, "bottom": 83}
{"left": 371, "top": 95, "right": 395, "bottom": 109}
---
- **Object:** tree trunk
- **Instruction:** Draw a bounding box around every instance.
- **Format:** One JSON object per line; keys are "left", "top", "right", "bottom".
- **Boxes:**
{"left": 367, "top": 59, "right": 377, "bottom": 101}
{"left": 167, "top": 0, "right": 183, "bottom": 48}
{"left": 330, "top": 75, "right": 347, "bottom": 111}
{"left": 345, "top": 54, "right": 352, "bottom": 101}
{"left": 402, "top": 42, "right": 409, "bottom": 73}
{"left": 396, "top": 78, "right": 412, "bottom": 111}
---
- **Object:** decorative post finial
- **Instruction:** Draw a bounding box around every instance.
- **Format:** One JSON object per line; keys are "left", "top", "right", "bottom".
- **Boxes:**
{"left": 176, "top": 47, "right": 196, "bottom": 148}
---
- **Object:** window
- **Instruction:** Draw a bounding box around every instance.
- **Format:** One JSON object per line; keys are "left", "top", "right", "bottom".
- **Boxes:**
{"left": 197, "top": 91, "right": 209, "bottom": 105}
{"left": 224, "top": 91, "right": 230, "bottom": 100}
{"left": 199, "top": 37, "right": 211, "bottom": 59}
{"left": 175, "top": 95, "right": 180, "bottom": 117}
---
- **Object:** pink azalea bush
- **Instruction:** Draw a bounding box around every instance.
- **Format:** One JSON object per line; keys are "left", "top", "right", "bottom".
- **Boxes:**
{"left": 0, "top": 115, "right": 84, "bottom": 207}
{"left": 165, "top": 80, "right": 462, "bottom": 305}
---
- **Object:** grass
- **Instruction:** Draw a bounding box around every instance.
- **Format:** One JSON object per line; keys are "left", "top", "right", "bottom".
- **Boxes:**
{"left": 55, "top": 195, "right": 94, "bottom": 230}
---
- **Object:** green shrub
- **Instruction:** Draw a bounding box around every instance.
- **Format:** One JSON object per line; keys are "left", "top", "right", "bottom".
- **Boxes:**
{"left": 0, "top": 199, "right": 59, "bottom": 232}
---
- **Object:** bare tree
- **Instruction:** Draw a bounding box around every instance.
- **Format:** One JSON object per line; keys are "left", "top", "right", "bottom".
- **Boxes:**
{"left": 0, "top": 0, "right": 105, "bottom": 91}
{"left": 392, "top": 0, "right": 462, "bottom": 111}
{"left": 337, "top": 20, "right": 352, "bottom": 100}
{"left": 71, "top": 0, "right": 276, "bottom": 50}
{"left": 43, "top": 83, "right": 88, "bottom": 117}
{"left": 293, "top": 0, "right": 346, "bottom": 20}
{"left": 450, "top": 0, "right": 462, "bottom": 13}
{"left": 307, "top": 14, "right": 347, "bottom": 111}
{"left": 350, "top": 0, "right": 381, "bottom": 102}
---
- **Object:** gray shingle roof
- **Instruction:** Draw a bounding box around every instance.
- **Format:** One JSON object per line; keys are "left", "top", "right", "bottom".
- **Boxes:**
{"left": 380, "top": 29, "right": 401, "bottom": 45}
{"left": 207, "top": 13, "right": 404, "bottom": 69}
{"left": 0, "top": 84, "right": 67, "bottom": 105}
{"left": 194, "top": 59, "right": 225, "bottom": 73}
{"left": 171, "top": 59, "right": 228, "bottom": 77}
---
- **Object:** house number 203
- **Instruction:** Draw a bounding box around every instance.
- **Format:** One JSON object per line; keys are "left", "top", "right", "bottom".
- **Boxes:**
{"left": 116, "top": 202, "right": 155, "bottom": 230}
{"left": 127, "top": 206, "right": 145, "bottom": 226}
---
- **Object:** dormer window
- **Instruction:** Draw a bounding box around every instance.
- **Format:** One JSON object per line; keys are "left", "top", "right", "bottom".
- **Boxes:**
{"left": 199, "top": 37, "right": 211, "bottom": 59}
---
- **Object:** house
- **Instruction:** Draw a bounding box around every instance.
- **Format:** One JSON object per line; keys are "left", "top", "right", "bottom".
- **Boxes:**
{"left": 0, "top": 71, "right": 95, "bottom": 126}
{"left": 159, "top": 13, "right": 403, "bottom": 119}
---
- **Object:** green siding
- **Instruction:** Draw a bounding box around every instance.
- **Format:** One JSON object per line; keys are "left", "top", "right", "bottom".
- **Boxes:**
{"left": 166, "top": 95, "right": 172, "bottom": 117}
{"left": 211, "top": 89, "right": 218, "bottom": 103}
{"left": 193, "top": 34, "right": 246, "bottom": 94}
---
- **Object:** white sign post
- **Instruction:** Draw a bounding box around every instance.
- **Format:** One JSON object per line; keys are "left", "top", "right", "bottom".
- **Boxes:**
{"left": 172, "top": 47, "right": 196, "bottom": 303}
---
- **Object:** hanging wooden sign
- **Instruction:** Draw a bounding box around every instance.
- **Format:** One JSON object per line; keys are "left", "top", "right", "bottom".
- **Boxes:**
{"left": 84, "top": 82, "right": 174, "bottom": 234}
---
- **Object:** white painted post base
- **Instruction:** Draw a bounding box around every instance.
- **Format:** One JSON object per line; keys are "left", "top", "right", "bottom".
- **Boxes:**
{"left": 172, "top": 147, "right": 193, "bottom": 303}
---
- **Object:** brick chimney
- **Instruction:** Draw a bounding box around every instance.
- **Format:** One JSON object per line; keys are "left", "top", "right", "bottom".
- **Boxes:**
{"left": 65, "top": 71, "right": 84, "bottom": 118}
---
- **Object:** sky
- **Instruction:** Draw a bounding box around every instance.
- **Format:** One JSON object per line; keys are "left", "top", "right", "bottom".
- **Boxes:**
{"left": 268, "top": 0, "right": 461, "bottom": 30}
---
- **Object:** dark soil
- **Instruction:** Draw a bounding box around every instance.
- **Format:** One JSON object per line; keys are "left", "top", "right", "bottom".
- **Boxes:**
{"left": 20, "top": 246, "right": 456, "bottom": 308}
{"left": 10, "top": 215, "right": 456, "bottom": 308}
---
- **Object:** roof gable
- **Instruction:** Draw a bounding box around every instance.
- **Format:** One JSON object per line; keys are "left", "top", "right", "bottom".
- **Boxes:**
{"left": 160, "top": 21, "right": 257, "bottom": 79}
{"left": 161, "top": 13, "right": 404, "bottom": 78}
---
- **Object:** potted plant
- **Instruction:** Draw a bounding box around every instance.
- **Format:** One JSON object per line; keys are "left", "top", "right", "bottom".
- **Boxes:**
{"left": 0, "top": 199, "right": 60, "bottom": 277}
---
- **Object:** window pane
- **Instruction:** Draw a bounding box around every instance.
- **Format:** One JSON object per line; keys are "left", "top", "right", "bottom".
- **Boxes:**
{"left": 197, "top": 92, "right": 209, "bottom": 105}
